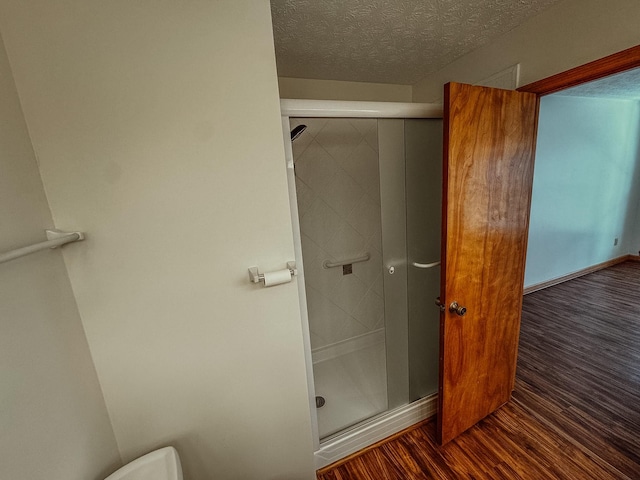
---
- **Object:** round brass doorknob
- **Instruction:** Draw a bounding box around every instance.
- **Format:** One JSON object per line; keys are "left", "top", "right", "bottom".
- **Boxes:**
{"left": 449, "top": 301, "right": 467, "bottom": 316}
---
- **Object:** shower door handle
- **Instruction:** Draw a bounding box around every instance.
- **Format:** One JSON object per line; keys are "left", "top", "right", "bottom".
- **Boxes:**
{"left": 412, "top": 261, "right": 441, "bottom": 269}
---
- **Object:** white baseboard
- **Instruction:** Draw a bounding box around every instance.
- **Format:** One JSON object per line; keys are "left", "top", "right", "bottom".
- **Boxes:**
{"left": 523, "top": 254, "right": 630, "bottom": 295}
{"left": 314, "top": 393, "right": 437, "bottom": 470}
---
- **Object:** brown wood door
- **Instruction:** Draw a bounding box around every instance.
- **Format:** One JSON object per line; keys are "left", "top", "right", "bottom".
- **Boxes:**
{"left": 437, "top": 82, "right": 539, "bottom": 445}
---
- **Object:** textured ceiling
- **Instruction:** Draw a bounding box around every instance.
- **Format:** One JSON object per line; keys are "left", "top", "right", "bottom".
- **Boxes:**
{"left": 270, "top": 0, "right": 564, "bottom": 85}
{"left": 557, "top": 68, "right": 640, "bottom": 100}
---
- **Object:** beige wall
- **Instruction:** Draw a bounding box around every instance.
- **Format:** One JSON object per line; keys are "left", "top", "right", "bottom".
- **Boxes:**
{"left": 0, "top": 1, "right": 314, "bottom": 479}
{"left": 279, "top": 77, "right": 412, "bottom": 102}
{"left": 0, "top": 33, "right": 120, "bottom": 480}
{"left": 413, "top": 0, "right": 640, "bottom": 102}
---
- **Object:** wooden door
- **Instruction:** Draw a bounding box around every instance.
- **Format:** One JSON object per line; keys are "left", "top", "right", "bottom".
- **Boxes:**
{"left": 438, "top": 82, "right": 539, "bottom": 445}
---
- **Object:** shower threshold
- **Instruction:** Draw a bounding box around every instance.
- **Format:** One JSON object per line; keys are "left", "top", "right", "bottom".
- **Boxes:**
{"left": 314, "top": 393, "right": 437, "bottom": 470}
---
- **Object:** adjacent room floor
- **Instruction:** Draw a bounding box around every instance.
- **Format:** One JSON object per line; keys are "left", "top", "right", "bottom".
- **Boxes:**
{"left": 317, "top": 261, "right": 640, "bottom": 479}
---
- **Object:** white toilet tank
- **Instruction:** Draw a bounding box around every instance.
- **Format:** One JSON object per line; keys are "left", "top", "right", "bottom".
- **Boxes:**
{"left": 105, "top": 446, "right": 183, "bottom": 480}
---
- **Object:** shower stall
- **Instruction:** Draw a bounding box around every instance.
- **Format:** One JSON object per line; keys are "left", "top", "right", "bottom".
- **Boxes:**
{"left": 281, "top": 100, "right": 443, "bottom": 468}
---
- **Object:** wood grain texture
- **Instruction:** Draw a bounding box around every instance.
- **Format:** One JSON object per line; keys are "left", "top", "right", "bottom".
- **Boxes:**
{"left": 518, "top": 44, "right": 640, "bottom": 96}
{"left": 516, "top": 261, "right": 640, "bottom": 479}
{"left": 439, "top": 83, "right": 538, "bottom": 444}
{"left": 317, "top": 262, "right": 640, "bottom": 479}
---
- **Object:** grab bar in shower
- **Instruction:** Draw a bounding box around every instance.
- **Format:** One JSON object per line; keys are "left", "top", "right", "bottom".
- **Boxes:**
{"left": 0, "top": 229, "right": 85, "bottom": 265}
{"left": 323, "top": 253, "right": 370, "bottom": 269}
{"left": 411, "top": 261, "right": 441, "bottom": 269}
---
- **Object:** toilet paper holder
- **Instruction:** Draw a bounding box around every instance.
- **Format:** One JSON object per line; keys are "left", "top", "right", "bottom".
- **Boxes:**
{"left": 248, "top": 261, "right": 297, "bottom": 286}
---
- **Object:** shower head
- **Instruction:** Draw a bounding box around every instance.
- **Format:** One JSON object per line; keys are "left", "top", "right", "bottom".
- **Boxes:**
{"left": 290, "top": 124, "right": 307, "bottom": 142}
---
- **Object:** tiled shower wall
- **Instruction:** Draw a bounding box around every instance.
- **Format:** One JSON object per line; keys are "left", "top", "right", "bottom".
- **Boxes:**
{"left": 292, "top": 118, "right": 384, "bottom": 351}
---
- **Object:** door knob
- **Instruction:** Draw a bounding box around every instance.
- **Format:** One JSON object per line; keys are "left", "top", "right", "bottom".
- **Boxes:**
{"left": 449, "top": 301, "right": 467, "bottom": 316}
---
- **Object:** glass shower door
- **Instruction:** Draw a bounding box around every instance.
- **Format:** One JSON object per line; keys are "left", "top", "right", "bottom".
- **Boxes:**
{"left": 378, "top": 119, "right": 442, "bottom": 409}
{"left": 291, "top": 117, "right": 388, "bottom": 439}
{"left": 290, "top": 116, "right": 442, "bottom": 441}
{"left": 405, "top": 119, "right": 442, "bottom": 401}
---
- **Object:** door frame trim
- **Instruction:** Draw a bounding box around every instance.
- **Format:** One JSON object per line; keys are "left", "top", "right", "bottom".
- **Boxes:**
{"left": 518, "top": 44, "right": 640, "bottom": 95}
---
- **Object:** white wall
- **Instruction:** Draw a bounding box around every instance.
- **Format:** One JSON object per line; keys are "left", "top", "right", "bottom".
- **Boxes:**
{"left": 0, "top": 1, "right": 315, "bottom": 479}
{"left": 0, "top": 33, "right": 120, "bottom": 480}
{"left": 525, "top": 95, "right": 640, "bottom": 287}
{"left": 279, "top": 77, "right": 412, "bottom": 102}
{"left": 413, "top": 0, "right": 640, "bottom": 102}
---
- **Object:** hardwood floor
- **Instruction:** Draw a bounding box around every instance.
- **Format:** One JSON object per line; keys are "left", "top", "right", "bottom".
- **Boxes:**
{"left": 317, "top": 261, "right": 640, "bottom": 479}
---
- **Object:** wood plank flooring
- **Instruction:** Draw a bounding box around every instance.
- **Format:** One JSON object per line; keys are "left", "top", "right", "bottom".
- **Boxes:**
{"left": 317, "top": 261, "right": 640, "bottom": 479}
